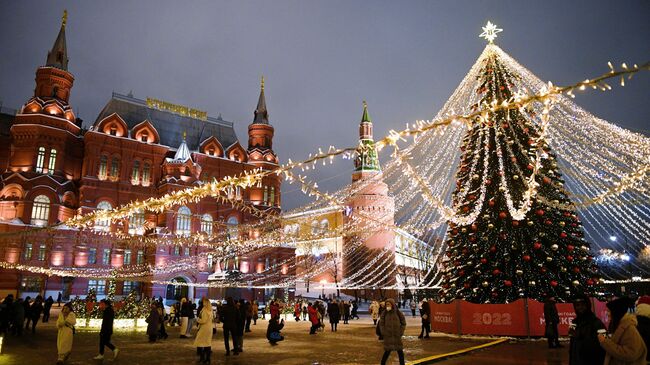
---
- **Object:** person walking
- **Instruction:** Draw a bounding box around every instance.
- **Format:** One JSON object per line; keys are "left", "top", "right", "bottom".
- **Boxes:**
{"left": 43, "top": 295, "right": 54, "bottom": 322}
{"left": 146, "top": 302, "right": 160, "bottom": 343}
{"left": 57, "top": 292, "right": 62, "bottom": 307}
{"left": 544, "top": 296, "right": 562, "bottom": 348}
{"left": 22, "top": 296, "right": 32, "bottom": 330}
{"left": 598, "top": 297, "right": 647, "bottom": 365}
{"left": 194, "top": 297, "right": 214, "bottom": 364}
{"left": 94, "top": 299, "right": 119, "bottom": 360}
{"left": 343, "top": 301, "right": 351, "bottom": 324}
{"left": 267, "top": 315, "right": 285, "bottom": 345}
{"left": 378, "top": 298, "right": 406, "bottom": 365}
{"left": 185, "top": 299, "right": 196, "bottom": 337}
{"left": 220, "top": 297, "right": 240, "bottom": 356}
{"left": 568, "top": 294, "right": 606, "bottom": 365}
{"left": 28, "top": 295, "right": 43, "bottom": 334}
{"left": 235, "top": 299, "right": 247, "bottom": 353}
{"left": 308, "top": 303, "right": 319, "bottom": 335}
{"left": 179, "top": 298, "right": 189, "bottom": 337}
{"left": 157, "top": 302, "right": 168, "bottom": 339}
{"left": 418, "top": 299, "right": 430, "bottom": 339}
{"left": 370, "top": 301, "right": 380, "bottom": 326}
{"left": 327, "top": 299, "right": 340, "bottom": 332}
{"left": 635, "top": 295, "right": 650, "bottom": 364}
{"left": 12, "top": 298, "right": 24, "bottom": 336}
{"left": 1, "top": 294, "right": 14, "bottom": 334}
{"left": 410, "top": 300, "right": 417, "bottom": 318}
{"left": 302, "top": 302, "right": 308, "bottom": 321}
{"left": 246, "top": 300, "right": 254, "bottom": 331}
{"left": 251, "top": 300, "right": 259, "bottom": 326}
{"left": 169, "top": 302, "right": 177, "bottom": 326}
{"left": 351, "top": 301, "right": 359, "bottom": 320}
{"left": 56, "top": 302, "right": 76, "bottom": 365}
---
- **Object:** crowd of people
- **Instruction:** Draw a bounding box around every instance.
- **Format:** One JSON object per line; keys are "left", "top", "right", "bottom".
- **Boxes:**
{"left": 7, "top": 290, "right": 650, "bottom": 365}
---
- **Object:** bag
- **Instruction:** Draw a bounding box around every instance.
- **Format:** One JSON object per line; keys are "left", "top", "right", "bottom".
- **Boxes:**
{"left": 269, "top": 331, "right": 282, "bottom": 341}
{"left": 422, "top": 314, "right": 428, "bottom": 320}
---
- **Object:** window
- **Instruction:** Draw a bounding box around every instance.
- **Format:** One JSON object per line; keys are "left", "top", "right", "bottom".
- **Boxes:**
{"left": 102, "top": 249, "right": 111, "bottom": 265}
{"left": 110, "top": 157, "right": 120, "bottom": 179}
{"left": 235, "top": 186, "right": 241, "bottom": 200}
{"left": 131, "top": 161, "right": 140, "bottom": 184}
{"left": 140, "top": 132, "right": 148, "bottom": 143}
{"left": 31, "top": 195, "right": 50, "bottom": 226}
{"left": 173, "top": 246, "right": 180, "bottom": 256}
{"left": 98, "top": 155, "right": 108, "bottom": 179}
{"left": 123, "top": 281, "right": 139, "bottom": 294}
{"left": 20, "top": 276, "right": 43, "bottom": 292}
{"left": 176, "top": 206, "right": 191, "bottom": 236}
{"left": 184, "top": 247, "right": 190, "bottom": 256}
{"left": 88, "top": 280, "right": 106, "bottom": 294}
{"left": 263, "top": 186, "right": 268, "bottom": 205}
{"left": 320, "top": 219, "right": 329, "bottom": 233}
{"left": 47, "top": 149, "right": 57, "bottom": 174}
{"left": 201, "top": 214, "right": 213, "bottom": 235}
{"left": 128, "top": 209, "right": 145, "bottom": 235}
{"left": 136, "top": 250, "right": 144, "bottom": 265}
{"left": 109, "top": 126, "right": 117, "bottom": 136}
{"left": 207, "top": 254, "right": 213, "bottom": 269}
{"left": 23, "top": 243, "right": 32, "bottom": 260}
{"left": 123, "top": 249, "right": 131, "bottom": 265}
{"left": 94, "top": 201, "right": 112, "bottom": 231}
{"left": 88, "top": 247, "right": 97, "bottom": 264}
{"left": 270, "top": 187, "right": 275, "bottom": 206}
{"left": 227, "top": 216, "right": 239, "bottom": 240}
{"left": 142, "top": 163, "right": 151, "bottom": 186}
{"left": 35, "top": 147, "right": 45, "bottom": 173}
{"left": 311, "top": 220, "right": 319, "bottom": 235}
{"left": 38, "top": 244, "right": 46, "bottom": 261}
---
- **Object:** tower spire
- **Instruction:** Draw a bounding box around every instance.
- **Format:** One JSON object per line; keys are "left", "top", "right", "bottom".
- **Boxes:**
{"left": 361, "top": 100, "right": 371, "bottom": 123}
{"left": 46, "top": 9, "right": 69, "bottom": 70}
{"left": 253, "top": 75, "right": 269, "bottom": 124}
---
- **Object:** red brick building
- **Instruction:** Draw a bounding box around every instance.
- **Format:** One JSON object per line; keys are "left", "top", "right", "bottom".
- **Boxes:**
{"left": 0, "top": 16, "right": 292, "bottom": 303}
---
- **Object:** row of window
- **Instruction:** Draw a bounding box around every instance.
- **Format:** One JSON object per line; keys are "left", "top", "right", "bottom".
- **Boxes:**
{"left": 35, "top": 147, "right": 56, "bottom": 174}
{"left": 98, "top": 156, "right": 152, "bottom": 185}
{"left": 19, "top": 276, "right": 140, "bottom": 295}
{"left": 283, "top": 219, "right": 330, "bottom": 236}
{"left": 262, "top": 186, "right": 277, "bottom": 206}
{"left": 23, "top": 244, "right": 144, "bottom": 266}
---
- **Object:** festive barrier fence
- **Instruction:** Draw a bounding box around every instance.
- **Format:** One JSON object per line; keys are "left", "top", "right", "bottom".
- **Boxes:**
{"left": 428, "top": 298, "right": 608, "bottom": 337}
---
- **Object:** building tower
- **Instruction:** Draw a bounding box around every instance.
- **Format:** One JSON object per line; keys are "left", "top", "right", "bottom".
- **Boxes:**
{"left": 344, "top": 102, "right": 396, "bottom": 291}
{"left": 246, "top": 76, "right": 280, "bottom": 208}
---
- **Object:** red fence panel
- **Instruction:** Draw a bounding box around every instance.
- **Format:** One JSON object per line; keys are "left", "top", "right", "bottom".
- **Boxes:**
{"left": 428, "top": 300, "right": 459, "bottom": 334}
{"left": 459, "top": 300, "right": 528, "bottom": 336}
{"left": 527, "top": 300, "right": 576, "bottom": 336}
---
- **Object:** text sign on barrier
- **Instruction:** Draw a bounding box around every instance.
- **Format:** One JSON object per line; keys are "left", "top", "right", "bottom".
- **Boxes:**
{"left": 460, "top": 300, "right": 528, "bottom": 336}
{"left": 428, "top": 300, "right": 458, "bottom": 334}
{"left": 528, "top": 301, "right": 576, "bottom": 336}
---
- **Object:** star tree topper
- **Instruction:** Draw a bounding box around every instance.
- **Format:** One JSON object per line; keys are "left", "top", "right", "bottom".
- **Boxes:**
{"left": 480, "top": 21, "right": 503, "bottom": 43}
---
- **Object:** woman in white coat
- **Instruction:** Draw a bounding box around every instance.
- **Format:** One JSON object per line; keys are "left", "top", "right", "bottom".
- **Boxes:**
{"left": 193, "top": 298, "right": 214, "bottom": 364}
{"left": 56, "top": 302, "right": 76, "bottom": 364}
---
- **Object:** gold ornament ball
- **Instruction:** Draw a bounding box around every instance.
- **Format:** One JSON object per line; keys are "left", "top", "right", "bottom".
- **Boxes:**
{"left": 546, "top": 257, "right": 553, "bottom": 262}
{"left": 559, "top": 221, "right": 566, "bottom": 227}
{"left": 488, "top": 223, "right": 494, "bottom": 229}
{"left": 513, "top": 175, "right": 519, "bottom": 180}
{"left": 527, "top": 221, "right": 534, "bottom": 226}
{"left": 516, "top": 269, "right": 523, "bottom": 276}
{"left": 572, "top": 280, "right": 580, "bottom": 286}
{"left": 551, "top": 244, "right": 559, "bottom": 251}
{"left": 529, "top": 281, "right": 536, "bottom": 286}
{"left": 482, "top": 281, "right": 489, "bottom": 287}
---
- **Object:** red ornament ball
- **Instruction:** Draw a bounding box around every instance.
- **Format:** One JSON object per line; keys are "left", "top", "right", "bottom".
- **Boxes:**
{"left": 523, "top": 255, "right": 531, "bottom": 262}
{"left": 499, "top": 212, "right": 507, "bottom": 219}
{"left": 533, "top": 242, "right": 542, "bottom": 250}
{"left": 486, "top": 179, "right": 492, "bottom": 185}
{"left": 512, "top": 220, "right": 520, "bottom": 227}
{"left": 545, "top": 220, "right": 552, "bottom": 225}
{"left": 464, "top": 283, "right": 471, "bottom": 289}
{"left": 536, "top": 209, "right": 545, "bottom": 216}
{"left": 527, "top": 164, "right": 534, "bottom": 170}
{"left": 492, "top": 269, "right": 501, "bottom": 275}
{"left": 471, "top": 224, "right": 478, "bottom": 231}
{"left": 573, "top": 267, "right": 581, "bottom": 273}
{"left": 462, "top": 206, "right": 470, "bottom": 213}
{"left": 586, "top": 279, "right": 594, "bottom": 286}
{"left": 481, "top": 258, "right": 488, "bottom": 264}
{"left": 560, "top": 232, "right": 568, "bottom": 239}
{"left": 567, "top": 245, "right": 575, "bottom": 251}
{"left": 541, "top": 267, "right": 548, "bottom": 273}
{"left": 490, "top": 246, "right": 497, "bottom": 253}
{"left": 488, "top": 199, "right": 495, "bottom": 207}
{"left": 550, "top": 280, "right": 558, "bottom": 287}
{"left": 504, "top": 280, "right": 512, "bottom": 287}
{"left": 543, "top": 177, "right": 552, "bottom": 184}
{"left": 567, "top": 255, "right": 574, "bottom": 262}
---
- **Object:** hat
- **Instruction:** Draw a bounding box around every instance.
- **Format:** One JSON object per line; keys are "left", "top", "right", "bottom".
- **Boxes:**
{"left": 606, "top": 297, "right": 631, "bottom": 317}
{"left": 637, "top": 296, "right": 650, "bottom": 306}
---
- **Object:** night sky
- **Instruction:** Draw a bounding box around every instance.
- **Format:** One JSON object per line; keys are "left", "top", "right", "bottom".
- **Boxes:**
{"left": 1, "top": 1, "right": 648, "bottom": 210}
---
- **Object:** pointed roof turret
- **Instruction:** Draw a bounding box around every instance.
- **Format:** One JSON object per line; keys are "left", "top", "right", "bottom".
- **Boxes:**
{"left": 173, "top": 131, "right": 192, "bottom": 162}
{"left": 253, "top": 76, "right": 269, "bottom": 124}
{"left": 361, "top": 100, "right": 372, "bottom": 123}
{"left": 46, "top": 10, "right": 69, "bottom": 70}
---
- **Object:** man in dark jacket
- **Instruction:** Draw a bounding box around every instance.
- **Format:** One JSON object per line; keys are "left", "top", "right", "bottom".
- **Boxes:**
{"left": 327, "top": 300, "right": 340, "bottom": 332}
{"left": 635, "top": 295, "right": 650, "bottom": 363}
{"left": 220, "top": 297, "right": 241, "bottom": 356}
{"left": 544, "top": 296, "right": 562, "bottom": 348}
{"left": 418, "top": 299, "right": 430, "bottom": 339}
{"left": 42, "top": 296, "right": 54, "bottom": 322}
{"left": 236, "top": 299, "right": 247, "bottom": 352}
{"left": 28, "top": 295, "right": 43, "bottom": 333}
{"left": 568, "top": 295, "right": 605, "bottom": 365}
{"left": 266, "top": 315, "right": 285, "bottom": 345}
{"left": 94, "top": 299, "right": 119, "bottom": 360}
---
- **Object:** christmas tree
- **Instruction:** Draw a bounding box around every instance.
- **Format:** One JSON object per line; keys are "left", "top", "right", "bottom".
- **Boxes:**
{"left": 440, "top": 27, "right": 599, "bottom": 303}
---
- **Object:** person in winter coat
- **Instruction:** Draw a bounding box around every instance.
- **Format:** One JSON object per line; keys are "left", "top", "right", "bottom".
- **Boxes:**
{"left": 370, "top": 301, "right": 380, "bottom": 325}
{"left": 598, "top": 297, "right": 647, "bottom": 365}
{"left": 378, "top": 298, "right": 406, "bottom": 365}
{"left": 146, "top": 303, "right": 160, "bottom": 342}
{"left": 43, "top": 296, "right": 54, "bottom": 322}
{"left": 12, "top": 298, "right": 24, "bottom": 336}
{"left": 410, "top": 300, "right": 417, "bottom": 318}
{"left": 418, "top": 299, "right": 431, "bottom": 339}
{"left": 352, "top": 301, "right": 359, "bottom": 320}
{"left": 157, "top": 303, "right": 168, "bottom": 339}
{"left": 635, "top": 296, "right": 650, "bottom": 363}
{"left": 251, "top": 301, "right": 259, "bottom": 325}
{"left": 246, "top": 300, "right": 255, "bottom": 331}
{"left": 56, "top": 302, "right": 76, "bottom": 365}
{"left": 308, "top": 303, "right": 319, "bottom": 334}
{"left": 544, "top": 296, "right": 562, "bottom": 348}
{"left": 194, "top": 298, "right": 214, "bottom": 364}
{"left": 220, "top": 297, "right": 240, "bottom": 356}
{"left": 22, "top": 296, "right": 31, "bottom": 329}
{"left": 267, "top": 315, "right": 285, "bottom": 345}
{"left": 94, "top": 299, "right": 119, "bottom": 360}
{"left": 568, "top": 294, "right": 606, "bottom": 365}
{"left": 28, "top": 295, "right": 43, "bottom": 334}
{"left": 343, "top": 301, "right": 351, "bottom": 324}
{"left": 294, "top": 302, "right": 301, "bottom": 321}
{"left": 235, "top": 299, "right": 247, "bottom": 353}
{"left": 179, "top": 298, "right": 190, "bottom": 338}
{"left": 327, "top": 299, "right": 340, "bottom": 332}
{"left": 270, "top": 300, "right": 280, "bottom": 319}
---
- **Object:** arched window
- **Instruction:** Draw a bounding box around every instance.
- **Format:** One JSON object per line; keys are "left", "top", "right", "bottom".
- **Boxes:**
{"left": 131, "top": 161, "right": 140, "bottom": 185}
{"left": 140, "top": 132, "right": 149, "bottom": 143}
{"left": 176, "top": 206, "right": 191, "bottom": 236}
{"left": 320, "top": 219, "right": 329, "bottom": 233}
{"left": 47, "top": 149, "right": 57, "bottom": 174}
{"left": 110, "top": 157, "right": 120, "bottom": 179}
{"left": 207, "top": 254, "right": 213, "bottom": 270}
{"left": 201, "top": 214, "right": 213, "bottom": 235}
{"left": 31, "top": 195, "right": 50, "bottom": 226}
{"left": 98, "top": 155, "right": 108, "bottom": 180}
{"left": 263, "top": 186, "right": 268, "bottom": 205}
{"left": 311, "top": 220, "right": 319, "bottom": 235}
{"left": 142, "top": 162, "right": 151, "bottom": 186}
{"left": 227, "top": 216, "right": 238, "bottom": 241}
{"left": 94, "top": 201, "right": 112, "bottom": 231}
{"left": 35, "top": 147, "right": 46, "bottom": 173}
{"left": 129, "top": 208, "right": 145, "bottom": 235}
{"left": 269, "top": 187, "right": 275, "bottom": 206}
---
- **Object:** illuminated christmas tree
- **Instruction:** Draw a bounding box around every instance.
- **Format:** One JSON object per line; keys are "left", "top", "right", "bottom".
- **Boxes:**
{"left": 439, "top": 23, "right": 600, "bottom": 303}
